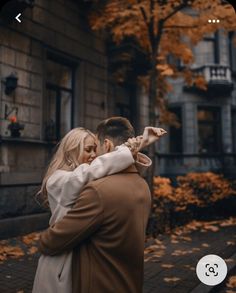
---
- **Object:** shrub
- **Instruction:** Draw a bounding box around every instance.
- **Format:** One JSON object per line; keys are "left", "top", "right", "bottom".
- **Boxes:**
{"left": 153, "top": 172, "right": 236, "bottom": 212}
{"left": 148, "top": 172, "right": 236, "bottom": 235}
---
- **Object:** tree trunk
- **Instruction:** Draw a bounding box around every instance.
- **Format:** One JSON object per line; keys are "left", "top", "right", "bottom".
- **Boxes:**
{"left": 146, "top": 66, "right": 158, "bottom": 194}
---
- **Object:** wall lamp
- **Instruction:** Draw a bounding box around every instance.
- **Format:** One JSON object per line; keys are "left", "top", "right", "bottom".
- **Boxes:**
{"left": 5, "top": 73, "right": 18, "bottom": 95}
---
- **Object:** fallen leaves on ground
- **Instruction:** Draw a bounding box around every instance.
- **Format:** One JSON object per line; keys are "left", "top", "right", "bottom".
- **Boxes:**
{"left": 164, "top": 277, "right": 181, "bottom": 283}
{"left": 228, "top": 277, "right": 236, "bottom": 287}
{"left": 161, "top": 264, "right": 174, "bottom": 268}
{"left": 0, "top": 246, "right": 24, "bottom": 261}
{"left": 171, "top": 217, "right": 236, "bottom": 236}
{"left": 0, "top": 232, "right": 40, "bottom": 263}
{"left": 27, "top": 246, "right": 38, "bottom": 255}
{"left": 172, "top": 249, "right": 194, "bottom": 256}
{"left": 145, "top": 217, "right": 236, "bottom": 264}
{"left": 21, "top": 233, "right": 40, "bottom": 245}
{"left": 227, "top": 276, "right": 236, "bottom": 288}
{"left": 226, "top": 259, "right": 234, "bottom": 263}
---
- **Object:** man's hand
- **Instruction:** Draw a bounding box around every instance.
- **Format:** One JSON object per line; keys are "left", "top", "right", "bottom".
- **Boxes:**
{"left": 139, "top": 127, "right": 167, "bottom": 150}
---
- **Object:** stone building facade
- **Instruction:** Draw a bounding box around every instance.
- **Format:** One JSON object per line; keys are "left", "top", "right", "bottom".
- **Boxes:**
{"left": 0, "top": 0, "right": 148, "bottom": 238}
{"left": 158, "top": 30, "right": 236, "bottom": 178}
{"left": 0, "top": 0, "right": 235, "bottom": 237}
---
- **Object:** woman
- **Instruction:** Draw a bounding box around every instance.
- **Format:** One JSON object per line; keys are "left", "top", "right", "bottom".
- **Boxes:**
{"left": 33, "top": 126, "right": 166, "bottom": 293}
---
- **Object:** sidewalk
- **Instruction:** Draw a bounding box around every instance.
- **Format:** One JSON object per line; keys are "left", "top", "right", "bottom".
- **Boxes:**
{"left": 0, "top": 218, "right": 236, "bottom": 293}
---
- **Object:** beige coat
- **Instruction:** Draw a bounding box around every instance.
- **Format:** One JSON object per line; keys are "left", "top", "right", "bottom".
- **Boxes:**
{"left": 33, "top": 146, "right": 151, "bottom": 293}
{"left": 39, "top": 165, "right": 151, "bottom": 293}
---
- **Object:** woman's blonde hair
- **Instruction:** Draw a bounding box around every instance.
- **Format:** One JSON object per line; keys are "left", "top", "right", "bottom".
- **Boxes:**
{"left": 38, "top": 127, "right": 95, "bottom": 206}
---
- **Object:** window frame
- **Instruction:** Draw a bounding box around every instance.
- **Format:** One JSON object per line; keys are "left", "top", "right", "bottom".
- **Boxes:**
{"left": 197, "top": 106, "right": 222, "bottom": 154}
{"left": 44, "top": 51, "right": 77, "bottom": 141}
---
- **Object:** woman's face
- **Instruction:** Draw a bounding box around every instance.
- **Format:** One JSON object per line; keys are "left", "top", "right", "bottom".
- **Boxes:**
{"left": 79, "top": 135, "right": 97, "bottom": 164}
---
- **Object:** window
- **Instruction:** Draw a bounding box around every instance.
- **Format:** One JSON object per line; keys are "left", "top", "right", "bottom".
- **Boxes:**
{"left": 197, "top": 107, "right": 221, "bottom": 153}
{"left": 232, "top": 109, "right": 236, "bottom": 153}
{"left": 44, "top": 53, "right": 75, "bottom": 141}
{"left": 194, "top": 32, "right": 219, "bottom": 65}
{"left": 115, "top": 103, "right": 131, "bottom": 119}
{"left": 169, "top": 107, "right": 183, "bottom": 153}
{"left": 229, "top": 32, "right": 236, "bottom": 74}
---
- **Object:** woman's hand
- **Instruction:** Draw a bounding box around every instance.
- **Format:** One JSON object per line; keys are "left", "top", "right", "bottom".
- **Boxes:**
{"left": 139, "top": 127, "right": 167, "bottom": 150}
{"left": 124, "top": 136, "right": 143, "bottom": 157}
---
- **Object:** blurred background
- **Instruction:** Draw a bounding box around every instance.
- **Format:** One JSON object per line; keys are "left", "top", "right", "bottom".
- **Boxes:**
{"left": 0, "top": 0, "right": 235, "bottom": 238}
{"left": 1, "top": 1, "right": 236, "bottom": 292}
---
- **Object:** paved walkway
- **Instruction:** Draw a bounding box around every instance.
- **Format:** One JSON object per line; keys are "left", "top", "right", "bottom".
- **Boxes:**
{"left": 0, "top": 218, "right": 236, "bottom": 293}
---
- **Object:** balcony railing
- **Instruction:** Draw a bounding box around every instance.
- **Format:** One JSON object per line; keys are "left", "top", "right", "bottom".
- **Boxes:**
{"left": 156, "top": 153, "right": 236, "bottom": 177}
{"left": 185, "top": 64, "right": 234, "bottom": 95}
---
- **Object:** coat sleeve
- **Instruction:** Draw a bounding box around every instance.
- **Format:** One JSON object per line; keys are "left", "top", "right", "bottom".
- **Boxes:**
{"left": 135, "top": 152, "right": 152, "bottom": 176}
{"left": 47, "top": 145, "right": 134, "bottom": 208}
{"left": 39, "top": 186, "right": 103, "bottom": 256}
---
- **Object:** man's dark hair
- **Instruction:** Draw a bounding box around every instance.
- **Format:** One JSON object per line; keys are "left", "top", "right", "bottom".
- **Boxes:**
{"left": 96, "top": 116, "right": 135, "bottom": 146}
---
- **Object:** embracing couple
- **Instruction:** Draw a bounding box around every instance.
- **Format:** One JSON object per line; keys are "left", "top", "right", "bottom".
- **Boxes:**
{"left": 33, "top": 116, "right": 166, "bottom": 293}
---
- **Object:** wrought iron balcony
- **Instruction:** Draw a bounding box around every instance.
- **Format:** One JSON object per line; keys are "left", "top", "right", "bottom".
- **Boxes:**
{"left": 185, "top": 64, "right": 234, "bottom": 95}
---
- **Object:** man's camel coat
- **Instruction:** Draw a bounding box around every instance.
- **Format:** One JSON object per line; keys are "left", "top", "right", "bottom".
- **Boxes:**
{"left": 39, "top": 165, "right": 151, "bottom": 293}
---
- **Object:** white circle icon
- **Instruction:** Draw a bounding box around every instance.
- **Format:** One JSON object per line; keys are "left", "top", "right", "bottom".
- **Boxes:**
{"left": 208, "top": 19, "right": 220, "bottom": 23}
{"left": 196, "top": 254, "right": 227, "bottom": 286}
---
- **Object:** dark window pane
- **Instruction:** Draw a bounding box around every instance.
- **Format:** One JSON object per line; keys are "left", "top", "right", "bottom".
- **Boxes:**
{"left": 197, "top": 110, "right": 215, "bottom": 121}
{"left": 44, "top": 53, "right": 75, "bottom": 141}
{"left": 115, "top": 103, "right": 131, "bottom": 120}
{"left": 46, "top": 59, "right": 72, "bottom": 89}
{"left": 45, "top": 89, "right": 57, "bottom": 141}
{"left": 194, "top": 39, "right": 215, "bottom": 65}
{"left": 60, "top": 91, "right": 72, "bottom": 137}
{"left": 229, "top": 32, "right": 236, "bottom": 73}
{"left": 198, "top": 107, "right": 221, "bottom": 153}
{"left": 232, "top": 109, "right": 236, "bottom": 153}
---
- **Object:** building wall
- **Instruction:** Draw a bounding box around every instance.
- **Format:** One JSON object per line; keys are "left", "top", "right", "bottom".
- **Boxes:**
{"left": 158, "top": 29, "right": 236, "bottom": 176}
{"left": 0, "top": 0, "right": 129, "bottom": 233}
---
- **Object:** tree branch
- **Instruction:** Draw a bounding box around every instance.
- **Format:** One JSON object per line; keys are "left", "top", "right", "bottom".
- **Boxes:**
{"left": 137, "top": 0, "right": 149, "bottom": 27}
{"left": 164, "top": 25, "right": 199, "bottom": 29}
{"left": 162, "top": 0, "right": 194, "bottom": 23}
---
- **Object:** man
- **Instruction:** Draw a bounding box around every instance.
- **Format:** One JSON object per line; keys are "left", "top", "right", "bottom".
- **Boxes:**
{"left": 39, "top": 117, "right": 153, "bottom": 293}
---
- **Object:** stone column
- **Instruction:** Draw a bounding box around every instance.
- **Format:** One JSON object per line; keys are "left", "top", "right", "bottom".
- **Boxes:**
{"left": 136, "top": 84, "right": 149, "bottom": 134}
{"left": 183, "top": 102, "right": 198, "bottom": 153}
{"left": 221, "top": 104, "right": 232, "bottom": 153}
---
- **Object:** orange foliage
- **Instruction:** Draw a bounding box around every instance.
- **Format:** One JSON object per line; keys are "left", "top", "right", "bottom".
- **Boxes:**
{"left": 90, "top": 0, "right": 236, "bottom": 123}
{"left": 0, "top": 246, "right": 24, "bottom": 262}
{"left": 0, "top": 232, "right": 40, "bottom": 263}
{"left": 153, "top": 172, "right": 236, "bottom": 212}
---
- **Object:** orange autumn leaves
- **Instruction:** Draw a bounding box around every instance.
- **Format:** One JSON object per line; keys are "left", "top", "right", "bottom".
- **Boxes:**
{"left": 90, "top": 0, "right": 236, "bottom": 54}
{"left": 89, "top": 0, "right": 236, "bottom": 124}
{"left": 145, "top": 217, "right": 236, "bottom": 261}
{"left": 0, "top": 232, "right": 39, "bottom": 263}
{"left": 144, "top": 217, "right": 236, "bottom": 287}
{"left": 227, "top": 276, "right": 236, "bottom": 291}
{"left": 153, "top": 172, "right": 236, "bottom": 212}
{"left": 0, "top": 245, "right": 24, "bottom": 262}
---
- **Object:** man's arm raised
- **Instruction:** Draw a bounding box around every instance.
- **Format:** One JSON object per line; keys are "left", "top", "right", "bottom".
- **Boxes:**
{"left": 39, "top": 185, "right": 103, "bottom": 256}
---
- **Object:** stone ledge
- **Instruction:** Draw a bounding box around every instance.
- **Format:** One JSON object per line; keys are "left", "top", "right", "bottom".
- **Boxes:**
{"left": 0, "top": 212, "right": 51, "bottom": 240}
